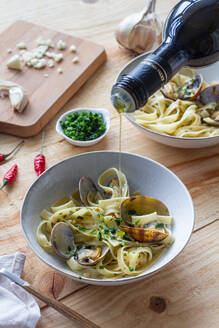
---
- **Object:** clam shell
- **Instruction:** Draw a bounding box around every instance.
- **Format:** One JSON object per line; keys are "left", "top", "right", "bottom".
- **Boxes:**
{"left": 120, "top": 225, "right": 168, "bottom": 242}
{"left": 77, "top": 245, "right": 109, "bottom": 266}
{"left": 199, "top": 84, "right": 219, "bottom": 105}
{"left": 51, "top": 222, "right": 76, "bottom": 259}
{"left": 121, "top": 196, "right": 169, "bottom": 226}
{"left": 161, "top": 74, "right": 203, "bottom": 101}
{"left": 79, "top": 176, "right": 100, "bottom": 206}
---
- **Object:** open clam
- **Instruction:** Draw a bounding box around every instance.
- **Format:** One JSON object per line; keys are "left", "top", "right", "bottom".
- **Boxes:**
{"left": 51, "top": 222, "right": 109, "bottom": 265}
{"left": 199, "top": 84, "right": 219, "bottom": 126}
{"left": 120, "top": 226, "right": 168, "bottom": 242}
{"left": 76, "top": 244, "right": 109, "bottom": 266}
{"left": 79, "top": 176, "right": 102, "bottom": 206}
{"left": 120, "top": 196, "right": 169, "bottom": 242}
{"left": 51, "top": 222, "right": 76, "bottom": 259}
{"left": 161, "top": 74, "right": 203, "bottom": 101}
{"left": 98, "top": 167, "right": 129, "bottom": 198}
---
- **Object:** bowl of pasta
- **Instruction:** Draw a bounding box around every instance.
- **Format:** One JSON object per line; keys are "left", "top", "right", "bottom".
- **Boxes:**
{"left": 117, "top": 53, "right": 219, "bottom": 148}
{"left": 21, "top": 151, "right": 194, "bottom": 285}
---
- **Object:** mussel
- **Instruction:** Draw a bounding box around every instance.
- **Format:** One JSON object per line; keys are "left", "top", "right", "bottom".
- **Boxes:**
{"left": 161, "top": 74, "right": 203, "bottom": 101}
{"left": 199, "top": 84, "right": 219, "bottom": 126}
{"left": 120, "top": 196, "right": 169, "bottom": 243}
{"left": 51, "top": 222, "right": 109, "bottom": 265}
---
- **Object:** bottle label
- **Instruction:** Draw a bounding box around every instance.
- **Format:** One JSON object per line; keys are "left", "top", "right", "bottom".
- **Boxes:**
{"left": 142, "top": 58, "right": 168, "bottom": 83}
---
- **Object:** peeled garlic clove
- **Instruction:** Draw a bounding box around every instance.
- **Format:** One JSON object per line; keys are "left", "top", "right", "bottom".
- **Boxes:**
{"left": 9, "top": 86, "right": 28, "bottom": 113}
{"left": 115, "top": 0, "right": 162, "bottom": 54}
{"left": 0, "top": 80, "right": 28, "bottom": 113}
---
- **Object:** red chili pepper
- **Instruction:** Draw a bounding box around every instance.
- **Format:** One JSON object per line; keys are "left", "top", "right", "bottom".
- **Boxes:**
{"left": 0, "top": 164, "right": 18, "bottom": 190}
{"left": 0, "top": 140, "right": 24, "bottom": 163}
{"left": 34, "top": 130, "right": 46, "bottom": 176}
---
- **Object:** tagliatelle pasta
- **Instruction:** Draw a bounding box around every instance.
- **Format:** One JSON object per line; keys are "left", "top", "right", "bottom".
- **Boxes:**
{"left": 133, "top": 71, "right": 219, "bottom": 138}
{"left": 36, "top": 168, "right": 174, "bottom": 279}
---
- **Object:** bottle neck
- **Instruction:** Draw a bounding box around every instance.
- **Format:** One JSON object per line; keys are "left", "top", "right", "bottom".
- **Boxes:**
{"left": 111, "top": 43, "right": 189, "bottom": 112}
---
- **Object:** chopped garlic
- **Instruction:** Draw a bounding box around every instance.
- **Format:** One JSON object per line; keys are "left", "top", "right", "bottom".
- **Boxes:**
{"left": 57, "top": 68, "right": 63, "bottom": 74}
{"left": 30, "top": 58, "right": 38, "bottom": 66}
{"left": 37, "top": 37, "right": 54, "bottom": 48}
{"left": 33, "top": 58, "right": 47, "bottom": 69}
{"left": 22, "top": 51, "right": 34, "bottom": 65}
{"left": 33, "top": 45, "right": 48, "bottom": 58}
{"left": 48, "top": 59, "right": 54, "bottom": 68}
{"left": 7, "top": 55, "right": 22, "bottom": 71}
{"left": 54, "top": 53, "right": 63, "bottom": 63}
{"left": 69, "top": 44, "right": 77, "bottom": 52}
{"left": 72, "top": 56, "right": 79, "bottom": 64}
{"left": 7, "top": 48, "right": 12, "bottom": 54}
{"left": 45, "top": 52, "right": 63, "bottom": 63}
{"left": 16, "top": 42, "right": 27, "bottom": 49}
{"left": 57, "top": 40, "right": 66, "bottom": 50}
{"left": 45, "top": 51, "right": 54, "bottom": 58}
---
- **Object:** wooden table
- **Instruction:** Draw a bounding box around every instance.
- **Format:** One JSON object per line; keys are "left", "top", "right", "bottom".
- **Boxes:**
{"left": 0, "top": 0, "right": 218, "bottom": 327}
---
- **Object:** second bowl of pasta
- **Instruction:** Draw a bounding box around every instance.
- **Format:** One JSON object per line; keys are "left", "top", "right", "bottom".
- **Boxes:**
{"left": 117, "top": 53, "right": 219, "bottom": 148}
{"left": 21, "top": 151, "right": 194, "bottom": 285}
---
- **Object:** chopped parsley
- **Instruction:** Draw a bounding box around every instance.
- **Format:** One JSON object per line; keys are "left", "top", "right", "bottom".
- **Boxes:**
{"left": 60, "top": 111, "right": 106, "bottom": 141}
{"left": 110, "top": 227, "right": 117, "bottom": 234}
{"left": 115, "top": 217, "right": 122, "bottom": 226}
{"left": 104, "top": 227, "right": 110, "bottom": 234}
{"left": 128, "top": 266, "right": 134, "bottom": 272}
{"left": 134, "top": 219, "right": 140, "bottom": 226}
{"left": 99, "top": 265, "right": 104, "bottom": 269}
{"left": 78, "top": 226, "right": 86, "bottom": 231}
{"left": 155, "top": 223, "right": 164, "bottom": 229}
{"left": 97, "top": 231, "right": 102, "bottom": 241}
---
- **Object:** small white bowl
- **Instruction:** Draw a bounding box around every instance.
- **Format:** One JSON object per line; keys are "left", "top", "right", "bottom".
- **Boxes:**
{"left": 21, "top": 151, "right": 194, "bottom": 286}
{"left": 56, "top": 108, "right": 110, "bottom": 147}
{"left": 116, "top": 53, "right": 219, "bottom": 149}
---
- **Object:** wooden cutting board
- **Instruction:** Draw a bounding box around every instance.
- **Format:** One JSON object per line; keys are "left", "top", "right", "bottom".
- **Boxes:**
{"left": 0, "top": 21, "right": 106, "bottom": 137}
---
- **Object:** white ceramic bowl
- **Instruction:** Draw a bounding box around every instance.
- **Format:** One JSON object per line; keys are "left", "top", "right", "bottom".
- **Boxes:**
{"left": 116, "top": 53, "right": 219, "bottom": 149}
{"left": 21, "top": 151, "right": 194, "bottom": 286}
{"left": 56, "top": 108, "right": 110, "bottom": 147}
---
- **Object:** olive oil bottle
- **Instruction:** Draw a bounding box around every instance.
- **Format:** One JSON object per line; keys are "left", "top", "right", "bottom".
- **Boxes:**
{"left": 111, "top": 0, "right": 219, "bottom": 113}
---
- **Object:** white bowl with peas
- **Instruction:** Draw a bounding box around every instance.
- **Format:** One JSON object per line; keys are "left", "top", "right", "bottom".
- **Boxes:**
{"left": 56, "top": 108, "right": 111, "bottom": 147}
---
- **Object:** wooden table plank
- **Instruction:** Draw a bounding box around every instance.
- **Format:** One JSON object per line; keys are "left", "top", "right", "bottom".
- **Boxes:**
{"left": 38, "top": 220, "right": 219, "bottom": 328}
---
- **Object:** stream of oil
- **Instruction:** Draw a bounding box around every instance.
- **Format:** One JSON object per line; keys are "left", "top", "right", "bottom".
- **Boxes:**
{"left": 119, "top": 112, "right": 123, "bottom": 173}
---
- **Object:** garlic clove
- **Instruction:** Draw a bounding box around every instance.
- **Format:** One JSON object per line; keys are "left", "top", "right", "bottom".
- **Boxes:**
{"left": 115, "top": 0, "right": 162, "bottom": 54}
{"left": 0, "top": 80, "right": 28, "bottom": 113}
{"left": 7, "top": 55, "right": 22, "bottom": 71}
{"left": 9, "top": 86, "right": 28, "bottom": 113}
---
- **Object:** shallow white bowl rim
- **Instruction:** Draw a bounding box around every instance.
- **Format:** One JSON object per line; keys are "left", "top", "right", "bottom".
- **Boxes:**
{"left": 21, "top": 151, "right": 195, "bottom": 286}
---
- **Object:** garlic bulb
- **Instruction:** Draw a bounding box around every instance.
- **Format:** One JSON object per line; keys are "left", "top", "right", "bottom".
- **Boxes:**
{"left": 115, "top": 0, "right": 162, "bottom": 54}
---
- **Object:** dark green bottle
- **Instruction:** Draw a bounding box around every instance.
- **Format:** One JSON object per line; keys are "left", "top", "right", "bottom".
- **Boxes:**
{"left": 111, "top": 0, "right": 219, "bottom": 112}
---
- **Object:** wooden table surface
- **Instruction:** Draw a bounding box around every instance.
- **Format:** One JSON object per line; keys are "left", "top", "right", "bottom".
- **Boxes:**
{"left": 0, "top": 0, "right": 218, "bottom": 327}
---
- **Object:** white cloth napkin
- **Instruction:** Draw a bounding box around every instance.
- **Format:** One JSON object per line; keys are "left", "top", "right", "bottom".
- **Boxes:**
{"left": 0, "top": 252, "right": 41, "bottom": 328}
